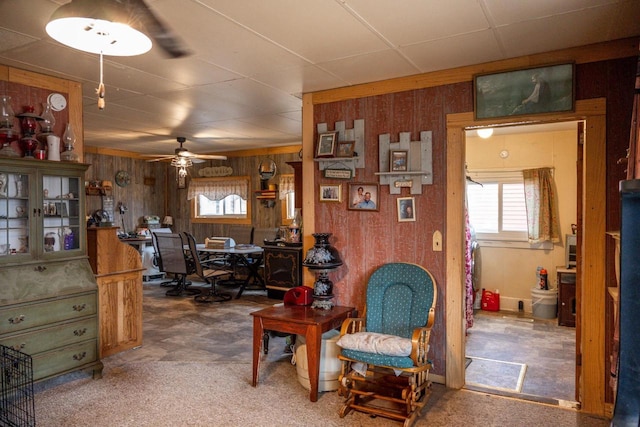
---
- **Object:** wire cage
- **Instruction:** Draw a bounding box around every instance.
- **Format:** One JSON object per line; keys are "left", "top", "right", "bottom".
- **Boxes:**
{"left": 1, "top": 345, "right": 35, "bottom": 427}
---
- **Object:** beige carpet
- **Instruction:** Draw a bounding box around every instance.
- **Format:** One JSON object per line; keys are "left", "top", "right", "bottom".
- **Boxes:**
{"left": 34, "top": 355, "right": 609, "bottom": 427}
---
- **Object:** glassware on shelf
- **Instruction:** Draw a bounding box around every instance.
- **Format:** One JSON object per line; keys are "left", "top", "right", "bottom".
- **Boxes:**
{"left": 36, "top": 102, "right": 56, "bottom": 158}
{"left": 60, "top": 123, "right": 79, "bottom": 162}
{"left": 0, "top": 95, "right": 15, "bottom": 128}
{"left": 0, "top": 96, "right": 19, "bottom": 157}
{"left": 20, "top": 135, "right": 39, "bottom": 158}
{"left": 18, "top": 105, "right": 39, "bottom": 136}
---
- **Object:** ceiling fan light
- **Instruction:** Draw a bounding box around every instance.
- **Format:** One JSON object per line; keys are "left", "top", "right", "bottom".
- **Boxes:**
{"left": 46, "top": 0, "right": 152, "bottom": 56}
{"left": 178, "top": 166, "right": 188, "bottom": 178}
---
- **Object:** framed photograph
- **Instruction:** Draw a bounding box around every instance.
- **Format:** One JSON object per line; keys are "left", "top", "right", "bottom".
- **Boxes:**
{"left": 474, "top": 63, "right": 574, "bottom": 120}
{"left": 336, "top": 141, "right": 355, "bottom": 157}
{"left": 397, "top": 197, "right": 416, "bottom": 222}
{"left": 348, "top": 183, "right": 379, "bottom": 211}
{"left": 316, "top": 131, "right": 338, "bottom": 158}
{"left": 319, "top": 184, "right": 342, "bottom": 202}
{"left": 177, "top": 173, "right": 187, "bottom": 189}
{"left": 390, "top": 150, "right": 408, "bottom": 172}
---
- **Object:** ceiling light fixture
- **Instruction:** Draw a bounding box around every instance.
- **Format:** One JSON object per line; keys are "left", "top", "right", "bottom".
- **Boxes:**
{"left": 477, "top": 128, "right": 494, "bottom": 139}
{"left": 171, "top": 156, "right": 192, "bottom": 180}
{"left": 45, "top": 0, "right": 153, "bottom": 109}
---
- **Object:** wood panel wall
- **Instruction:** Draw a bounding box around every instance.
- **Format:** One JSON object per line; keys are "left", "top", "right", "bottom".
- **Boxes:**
{"left": 309, "top": 40, "right": 637, "bottom": 393}
{"left": 84, "top": 149, "right": 301, "bottom": 242}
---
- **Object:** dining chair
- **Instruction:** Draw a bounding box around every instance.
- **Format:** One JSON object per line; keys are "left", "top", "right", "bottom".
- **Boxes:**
{"left": 183, "top": 232, "right": 232, "bottom": 303}
{"left": 153, "top": 232, "right": 201, "bottom": 297}
{"left": 336, "top": 262, "right": 437, "bottom": 427}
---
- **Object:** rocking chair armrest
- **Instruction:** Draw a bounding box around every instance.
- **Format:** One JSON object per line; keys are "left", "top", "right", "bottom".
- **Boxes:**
{"left": 339, "top": 317, "right": 366, "bottom": 337}
{"left": 410, "top": 325, "right": 433, "bottom": 366}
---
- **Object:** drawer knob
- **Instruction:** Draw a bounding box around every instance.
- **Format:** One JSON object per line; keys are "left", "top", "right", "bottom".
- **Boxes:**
{"left": 8, "top": 315, "right": 25, "bottom": 324}
{"left": 73, "top": 352, "right": 87, "bottom": 361}
{"left": 74, "top": 328, "right": 88, "bottom": 337}
{"left": 73, "top": 303, "right": 87, "bottom": 312}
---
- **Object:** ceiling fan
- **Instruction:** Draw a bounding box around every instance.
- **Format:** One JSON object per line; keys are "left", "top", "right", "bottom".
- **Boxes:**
{"left": 145, "top": 137, "right": 228, "bottom": 164}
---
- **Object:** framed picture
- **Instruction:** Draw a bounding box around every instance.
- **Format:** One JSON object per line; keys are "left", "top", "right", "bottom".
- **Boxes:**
{"left": 316, "top": 131, "right": 338, "bottom": 158}
{"left": 474, "top": 63, "right": 574, "bottom": 120}
{"left": 397, "top": 197, "right": 415, "bottom": 222}
{"left": 348, "top": 183, "right": 379, "bottom": 211}
{"left": 319, "top": 184, "right": 342, "bottom": 202}
{"left": 390, "top": 150, "right": 408, "bottom": 172}
{"left": 336, "top": 141, "right": 355, "bottom": 157}
{"left": 177, "top": 173, "right": 187, "bottom": 189}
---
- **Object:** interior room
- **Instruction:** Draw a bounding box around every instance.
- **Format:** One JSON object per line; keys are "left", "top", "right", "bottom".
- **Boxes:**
{"left": 464, "top": 123, "right": 579, "bottom": 403}
{"left": 1, "top": 1, "right": 639, "bottom": 426}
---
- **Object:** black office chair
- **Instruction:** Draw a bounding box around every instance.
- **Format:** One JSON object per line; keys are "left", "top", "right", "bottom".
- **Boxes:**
{"left": 152, "top": 231, "right": 184, "bottom": 288}
{"left": 153, "top": 233, "right": 201, "bottom": 297}
{"left": 183, "top": 232, "right": 232, "bottom": 303}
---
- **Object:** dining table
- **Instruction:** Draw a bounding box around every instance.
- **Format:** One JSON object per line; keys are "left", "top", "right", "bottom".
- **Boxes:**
{"left": 196, "top": 243, "right": 265, "bottom": 298}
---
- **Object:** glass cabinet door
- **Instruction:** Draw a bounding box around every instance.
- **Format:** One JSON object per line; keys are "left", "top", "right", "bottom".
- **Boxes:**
{"left": 0, "top": 171, "right": 32, "bottom": 258}
{"left": 42, "top": 173, "right": 82, "bottom": 255}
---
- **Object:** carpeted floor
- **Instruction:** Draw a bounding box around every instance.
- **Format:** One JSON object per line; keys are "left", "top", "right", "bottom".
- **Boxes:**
{"left": 31, "top": 281, "right": 608, "bottom": 427}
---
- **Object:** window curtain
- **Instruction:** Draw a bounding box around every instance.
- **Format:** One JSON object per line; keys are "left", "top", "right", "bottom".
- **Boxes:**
{"left": 187, "top": 179, "right": 248, "bottom": 201}
{"left": 279, "top": 175, "right": 295, "bottom": 200}
{"left": 523, "top": 168, "right": 560, "bottom": 243}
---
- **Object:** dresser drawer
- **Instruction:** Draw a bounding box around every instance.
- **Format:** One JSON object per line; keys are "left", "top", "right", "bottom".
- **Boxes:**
{"left": 1, "top": 317, "right": 97, "bottom": 355}
{"left": 32, "top": 339, "right": 98, "bottom": 381}
{"left": 0, "top": 293, "right": 97, "bottom": 335}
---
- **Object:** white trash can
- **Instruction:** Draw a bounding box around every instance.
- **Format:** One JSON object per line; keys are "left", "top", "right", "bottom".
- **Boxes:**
{"left": 294, "top": 329, "right": 341, "bottom": 392}
{"left": 531, "top": 287, "right": 558, "bottom": 319}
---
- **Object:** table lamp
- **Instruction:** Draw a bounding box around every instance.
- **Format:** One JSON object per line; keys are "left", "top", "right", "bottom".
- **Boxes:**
{"left": 163, "top": 216, "right": 173, "bottom": 227}
{"left": 302, "top": 233, "right": 343, "bottom": 309}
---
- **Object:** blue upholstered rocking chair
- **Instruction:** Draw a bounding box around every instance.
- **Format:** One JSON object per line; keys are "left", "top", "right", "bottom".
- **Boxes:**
{"left": 337, "top": 263, "right": 437, "bottom": 427}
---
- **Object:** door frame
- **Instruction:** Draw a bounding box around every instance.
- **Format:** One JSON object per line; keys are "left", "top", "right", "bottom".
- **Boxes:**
{"left": 446, "top": 98, "right": 607, "bottom": 415}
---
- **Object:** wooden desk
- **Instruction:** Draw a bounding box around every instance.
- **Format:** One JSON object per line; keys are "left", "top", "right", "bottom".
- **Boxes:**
{"left": 251, "top": 305, "right": 354, "bottom": 402}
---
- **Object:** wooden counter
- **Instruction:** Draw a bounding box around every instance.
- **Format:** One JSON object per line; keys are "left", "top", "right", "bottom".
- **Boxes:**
{"left": 87, "top": 227, "right": 144, "bottom": 358}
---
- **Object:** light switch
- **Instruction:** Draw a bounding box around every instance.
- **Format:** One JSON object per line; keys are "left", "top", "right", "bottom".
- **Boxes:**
{"left": 432, "top": 230, "right": 442, "bottom": 251}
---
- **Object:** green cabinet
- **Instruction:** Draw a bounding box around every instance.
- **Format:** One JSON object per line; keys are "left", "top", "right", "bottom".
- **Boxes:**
{"left": 0, "top": 158, "right": 102, "bottom": 382}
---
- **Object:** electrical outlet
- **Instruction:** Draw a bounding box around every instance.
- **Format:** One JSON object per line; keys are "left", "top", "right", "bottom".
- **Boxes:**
{"left": 432, "top": 230, "right": 442, "bottom": 251}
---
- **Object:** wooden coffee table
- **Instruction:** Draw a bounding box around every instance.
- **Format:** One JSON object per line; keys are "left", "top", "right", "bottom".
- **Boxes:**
{"left": 251, "top": 305, "right": 355, "bottom": 402}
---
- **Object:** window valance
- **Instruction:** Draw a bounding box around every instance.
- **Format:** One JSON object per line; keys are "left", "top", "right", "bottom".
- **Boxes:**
{"left": 187, "top": 177, "right": 249, "bottom": 201}
{"left": 279, "top": 174, "right": 295, "bottom": 200}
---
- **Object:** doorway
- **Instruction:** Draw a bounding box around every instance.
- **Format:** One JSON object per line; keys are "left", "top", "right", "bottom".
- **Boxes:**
{"left": 463, "top": 122, "right": 579, "bottom": 403}
{"left": 445, "top": 98, "right": 608, "bottom": 415}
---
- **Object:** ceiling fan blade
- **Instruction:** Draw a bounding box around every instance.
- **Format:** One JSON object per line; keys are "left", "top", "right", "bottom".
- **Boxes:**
{"left": 178, "top": 151, "right": 228, "bottom": 160}
{"left": 129, "top": 0, "right": 191, "bottom": 58}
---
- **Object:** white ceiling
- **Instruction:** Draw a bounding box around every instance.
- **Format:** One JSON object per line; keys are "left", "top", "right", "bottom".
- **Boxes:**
{"left": 0, "top": 0, "right": 638, "bottom": 157}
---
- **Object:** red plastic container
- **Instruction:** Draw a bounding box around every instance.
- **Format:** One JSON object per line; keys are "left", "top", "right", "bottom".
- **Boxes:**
{"left": 481, "top": 289, "right": 500, "bottom": 311}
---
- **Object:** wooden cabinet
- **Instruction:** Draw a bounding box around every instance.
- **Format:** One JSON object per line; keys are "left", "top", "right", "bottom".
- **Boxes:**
{"left": 264, "top": 246, "right": 303, "bottom": 298}
{"left": 87, "top": 227, "right": 144, "bottom": 358}
{"left": 557, "top": 268, "right": 576, "bottom": 327}
{"left": 0, "top": 158, "right": 102, "bottom": 382}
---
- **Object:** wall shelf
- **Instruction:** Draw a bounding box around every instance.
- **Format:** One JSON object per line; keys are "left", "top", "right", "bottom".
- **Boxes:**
{"left": 377, "top": 131, "right": 433, "bottom": 195}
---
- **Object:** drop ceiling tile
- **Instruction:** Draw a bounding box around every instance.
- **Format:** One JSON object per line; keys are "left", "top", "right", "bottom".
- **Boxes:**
{"left": 401, "top": 30, "right": 504, "bottom": 73}
{"left": 320, "top": 49, "right": 421, "bottom": 86}
{"left": 197, "top": 0, "right": 389, "bottom": 63}
{"left": 150, "top": 0, "right": 311, "bottom": 76}
{"left": 253, "top": 64, "right": 348, "bottom": 96}
{"left": 484, "top": 0, "right": 623, "bottom": 25}
{"left": 497, "top": 8, "right": 620, "bottom": 58}
{"left": 345, "top": 0, "right": 490, "bottom": 46}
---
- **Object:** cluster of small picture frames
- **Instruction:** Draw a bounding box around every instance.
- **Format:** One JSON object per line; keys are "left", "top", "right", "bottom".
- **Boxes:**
{"left": 316, "top": 131, "right": 355, "bottom": 158}
{"left": 319, "top": 182, "right": 416, "bottom": 222}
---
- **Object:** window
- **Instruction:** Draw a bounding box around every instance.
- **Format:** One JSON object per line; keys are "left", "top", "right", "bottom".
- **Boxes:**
{"left": 189, "top": 176, "right": 252, "bottom": 224}
{"left": 466, "top": 171, "right": 528, "bottom": 242}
